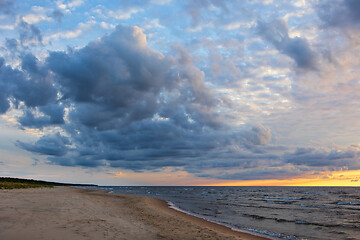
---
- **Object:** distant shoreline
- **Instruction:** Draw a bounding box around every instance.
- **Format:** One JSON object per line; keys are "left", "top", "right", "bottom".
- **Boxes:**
{"left": 0, "top": 186, "right": 269, "bottom": 240}
{"left": 0, "top": 177, "right": 97, "bottom": 189}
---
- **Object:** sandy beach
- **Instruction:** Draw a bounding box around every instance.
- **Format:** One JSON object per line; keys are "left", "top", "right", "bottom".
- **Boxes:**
{"left": 0, "top": 187, "right": 269, "bottom": 240}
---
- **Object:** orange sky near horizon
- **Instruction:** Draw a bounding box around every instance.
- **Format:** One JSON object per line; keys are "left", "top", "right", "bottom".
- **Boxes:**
{"left": 206, "top": 169, "right": 360, "bottom": 187}
{"left": 110, "top": 168, "right": 360, "bottom": 187}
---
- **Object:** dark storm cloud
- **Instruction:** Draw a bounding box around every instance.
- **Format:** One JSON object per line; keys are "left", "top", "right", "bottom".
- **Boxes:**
{"left": 257, "top": 19, "right": 317, "bottom": 70}
{"left": 317, "top": 0, "right": 360, "bottom": 28}
{"left": 16, "top": 133, "right": 70, "bottom": 156}
{"left": 284, "top": 147, "right": 360, "bottom": 167}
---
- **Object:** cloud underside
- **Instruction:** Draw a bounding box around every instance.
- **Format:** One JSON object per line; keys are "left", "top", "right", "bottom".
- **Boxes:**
{"left": 1, "top": 18, "right": 360, "bottom": 181}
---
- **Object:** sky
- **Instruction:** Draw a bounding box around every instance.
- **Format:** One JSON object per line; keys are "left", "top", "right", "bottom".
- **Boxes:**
{"left": 0, "top": 0, "right": 360, "bottom": 186}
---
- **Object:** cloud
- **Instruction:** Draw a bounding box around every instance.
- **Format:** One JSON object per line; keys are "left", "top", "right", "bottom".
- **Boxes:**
{"left": 142, "top": 19, "right": 164, "bottom": 30}
{"left": 22, "top": 6, "right": 52, "bottom": 24}
{"left": 18, "top": 104, "right": 65, "bottom": 128}
{"left": 0, "top": 58, "right": 12, "bottom": 113}
{"left": 316, "top": 0, "right": 360, "bottom": 29}
{"left": 11, "top": 25, "right": 228, "bottom": 169}
{"left": 92, "top": 5, "right": 143, "bottom": 20}
{"left": 47, "top": 156, "right": 106, "bottom": 167}
{"left": 284, "top": 147, "right": 360, "bottom": 168}
{"left": 0, "top": 0, "right": 16, "bottom": 15}
{"left": 5, "top": 38, "right": 18, "bottom": 51}
{"left": 257, "top": 19, "right": 317, "bottom": 70}
{"left": 45, "top": 20, "right": 95, "bottom": 41}
{"left": 5, "top": 21, "right": 356, "bottom": 180}
{"left": 18, "top": 20, "right": 42, "bottom": 45}
{"left": 0, "top": 24, "right": 15, "bottom": 30}
{"left": 151, "top": 0, "right": 172, "bottom": 4}
{"left": 241, "top": 124, "right": 272, "bottom": 146}
{"left": 15, "top": 53, "right": 57, "bottom": 107}
{"left": 109, "top": 8, "right": 143, "bottom": 20}
{"left": 198, "top": 168, "right": 299, "bottom": 180}
{"left": 16, "top": 133, "right": 71, "bottom": 156}
{"left": 6, "top": 24, "right": 281, "bottom": 172}
{"left": 0, "top": 54, "right": 58, "bottom": 114}
{"left": 66, "top": 0, "right": 84, "bottom": 9}
{"left": 56, "top": 0, "right": 84, "bottom": 12}
{"left": 185, "top": 0, "right": 229, "bottom": 27}
{"left": 50, "top": 10, "right": 64, "bottom": 23}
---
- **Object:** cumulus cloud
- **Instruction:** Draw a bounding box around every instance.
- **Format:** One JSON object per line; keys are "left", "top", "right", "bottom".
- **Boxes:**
{"left": 5, "top": 24, "right": 280, "bottom": 172}
{"left": 257, "top": 19, "right": 317, "bottom": 70}
{"left": 10, "top": 25, "right": 223, "bottom": 168}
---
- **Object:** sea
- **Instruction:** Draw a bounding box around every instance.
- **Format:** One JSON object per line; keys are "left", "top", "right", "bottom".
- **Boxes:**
{"left": 86, "top": 186, "right": 360, "bottom": 240}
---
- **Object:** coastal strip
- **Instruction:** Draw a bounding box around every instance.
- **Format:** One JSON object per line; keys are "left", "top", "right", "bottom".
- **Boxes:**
{"left": 0, "top": 187, "right": 270, "bottom": 240}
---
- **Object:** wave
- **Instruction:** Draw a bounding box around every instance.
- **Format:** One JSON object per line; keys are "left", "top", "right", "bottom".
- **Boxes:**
{"left": 242, "top": 213, "right": 342, "bottom": 228}
{"left": 337, "top": 202, "right": 360, "bottom": 206}
{"left": 166, "top": 201, "right": 285, "bottom": 239}
{"left": 262, "top": 197, "right": 302, "bottom": 200}
{"left": 300, "top": 204, "right": 333, "bottom": 209}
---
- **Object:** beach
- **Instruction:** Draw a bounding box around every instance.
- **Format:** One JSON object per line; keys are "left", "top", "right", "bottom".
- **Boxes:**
{"left": 0, "top": 187, "right": 268, "bottom": 240}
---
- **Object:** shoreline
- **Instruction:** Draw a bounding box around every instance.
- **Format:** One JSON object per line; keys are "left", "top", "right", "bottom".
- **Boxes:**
{"left": 94, "top": 186, "right": 274, "bottom": 239}
{"left": 164, "top": 199, "right": 276, "bottom": 239}
{"left": 0, "top": 186, "right": 270, "bottom": 240}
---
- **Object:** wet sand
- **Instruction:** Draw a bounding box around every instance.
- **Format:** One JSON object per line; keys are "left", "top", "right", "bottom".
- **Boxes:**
{"left": 0, "top": 187, "right": 269, "bottom": 240}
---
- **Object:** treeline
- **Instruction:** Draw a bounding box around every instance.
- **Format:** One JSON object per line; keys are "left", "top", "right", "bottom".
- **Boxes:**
{"left": 0, "top": 177, "right": 97, "bottom": 189}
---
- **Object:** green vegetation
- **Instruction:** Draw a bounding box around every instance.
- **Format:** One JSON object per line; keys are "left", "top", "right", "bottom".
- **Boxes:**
{"left": 0, "top": 177, "right": 97, "bottom": 189}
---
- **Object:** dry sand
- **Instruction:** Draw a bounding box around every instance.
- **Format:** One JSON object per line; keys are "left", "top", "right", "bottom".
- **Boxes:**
{"left": 0, "top": 187, "right": 270, "bottom": 240}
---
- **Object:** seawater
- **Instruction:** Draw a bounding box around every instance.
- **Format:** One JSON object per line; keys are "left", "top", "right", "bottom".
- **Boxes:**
{"left": 89, "top": 186, "right": 360, "bottom": 240}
